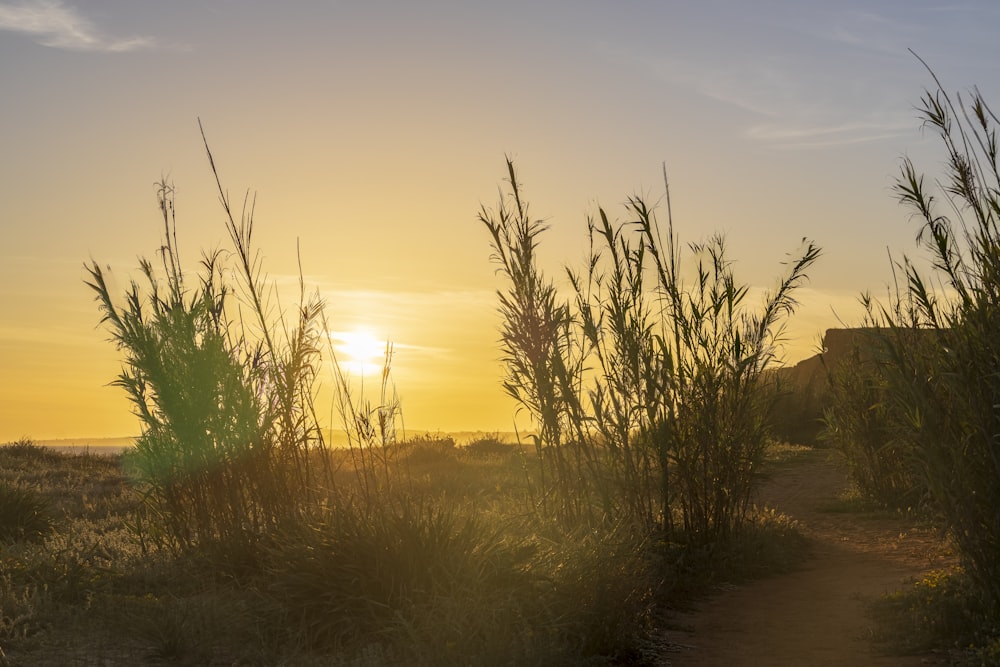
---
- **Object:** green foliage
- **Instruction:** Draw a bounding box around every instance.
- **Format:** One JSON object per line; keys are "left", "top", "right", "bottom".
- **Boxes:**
{"left": 480, "top": 158, "right": 820, "bottom": 543}
{"left": 860, "top": 61, "right": 1000, "bottom": 618}
{"left": 86, "top": 150, "right": 331, "bottom": 554}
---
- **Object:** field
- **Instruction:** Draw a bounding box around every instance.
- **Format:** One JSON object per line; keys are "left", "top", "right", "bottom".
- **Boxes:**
{"left": 4, "top": 438, "right": 993, "bottom": 666}
{"left": 0, "top": 437, "right": 810, "bottom": 666}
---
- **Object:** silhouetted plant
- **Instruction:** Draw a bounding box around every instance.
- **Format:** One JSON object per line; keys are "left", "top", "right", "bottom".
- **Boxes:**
{"left": 862, "top": 58, "right": 1000, "bottom": 616}
{"left": 86, "top": 128, "right": 332, "bottom": 555}
{"left": 568, "top": 208, "right": 663, "bottom": 528}
{"left": 481, "top": 159, "right": 820, "bottom": 542}
{"left": 329, "top": 332, "right": 402, "bottom": 510}
{"left": 479, "top": 161, "right": 592, "bottom": 525}
{"left": 632, "top": 190, "right": 818, "bottom": 542}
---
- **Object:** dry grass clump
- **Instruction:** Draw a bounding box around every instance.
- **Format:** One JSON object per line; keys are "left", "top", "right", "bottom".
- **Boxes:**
{"left": 259, "top": 502, "right": 535, "bottom": 651}
{"left": 0, "top": 485, "right": 53, "bottom": 545}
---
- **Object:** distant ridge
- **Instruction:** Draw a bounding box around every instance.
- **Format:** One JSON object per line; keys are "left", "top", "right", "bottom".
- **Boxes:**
{"left": 27, "top": 431, "right": 521, "bottom": 455}
{"left": 33, "top": 436, "right": 135, "bottom": 455}
{"left": 35, "top": 437, "right": 136, "bottom": 446}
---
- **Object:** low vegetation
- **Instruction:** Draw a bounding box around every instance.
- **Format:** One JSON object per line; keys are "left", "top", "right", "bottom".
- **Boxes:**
{"left": 0, "top": 436, "right": 808, "bottom": 665}
{"left": 869, "top": 568, "right": 1000, "bottom": 664}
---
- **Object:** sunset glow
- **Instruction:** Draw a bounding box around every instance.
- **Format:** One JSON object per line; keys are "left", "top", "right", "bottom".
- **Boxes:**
{"left": 1, "top": 1, "right": 998, "bottom": 442}
{"left": 330, "top": 328, "right": 391, "bottom": 377}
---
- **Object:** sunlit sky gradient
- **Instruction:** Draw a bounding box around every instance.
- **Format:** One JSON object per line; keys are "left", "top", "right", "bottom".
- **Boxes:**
{"left": 2, "top": 1, "right": 998, "bottom": 441}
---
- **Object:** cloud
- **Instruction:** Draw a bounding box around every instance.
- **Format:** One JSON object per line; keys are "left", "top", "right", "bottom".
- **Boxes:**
{"left": 0, "top": 0, "right": 155, "bottom": 52}
{"left": 622, "top": 50, "right": 913, "bottom": 149}
{"left": 747, "top": 119, "right": 914, "bottom": 149}
{"left": 595, "top": 4, "right": 945, "bottom": 151}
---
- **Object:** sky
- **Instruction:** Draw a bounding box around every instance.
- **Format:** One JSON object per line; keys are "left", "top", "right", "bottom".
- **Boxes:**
{"left": 1, "top": 1, "right": 999, "bottom": 442}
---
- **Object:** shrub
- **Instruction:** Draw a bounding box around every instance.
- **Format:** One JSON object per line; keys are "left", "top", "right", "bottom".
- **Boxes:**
{"left": 463, "top": 433, "right": 515, "bottom": 458}
{"left": 0, "top": 439, "right": 58, "bottom": 462}
{"left": 398, "top": 434, "right": 457, "bottom": 466}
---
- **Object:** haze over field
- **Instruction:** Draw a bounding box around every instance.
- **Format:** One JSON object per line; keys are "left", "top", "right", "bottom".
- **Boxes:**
{"left": 1, "top": 1, "right": 998, "bottom": 441}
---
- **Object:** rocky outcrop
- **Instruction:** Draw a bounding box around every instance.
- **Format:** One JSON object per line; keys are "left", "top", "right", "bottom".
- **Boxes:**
{"left": 770, "top": 328, "right": 883, "bottom": 445}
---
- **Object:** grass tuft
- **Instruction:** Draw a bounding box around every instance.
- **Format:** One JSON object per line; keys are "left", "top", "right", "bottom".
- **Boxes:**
{"left": 869, "top": 567, "right": 1000, "bottom": 662}
{"left": 0, "top": 484, "right": 54, "bottom": 545}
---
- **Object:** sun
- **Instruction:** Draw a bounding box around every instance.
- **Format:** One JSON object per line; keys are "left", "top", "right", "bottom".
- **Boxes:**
{"left": 331, "top": 328, "right": 389, "bottom": 375}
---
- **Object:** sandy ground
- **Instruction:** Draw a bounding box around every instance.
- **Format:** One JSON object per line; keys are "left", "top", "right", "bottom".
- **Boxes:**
{"left": 656, "top": 449, "right": 954, "bottom": 666}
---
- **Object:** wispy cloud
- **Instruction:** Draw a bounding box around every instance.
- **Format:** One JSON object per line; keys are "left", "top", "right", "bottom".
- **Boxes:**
{"left": 597, "top": 4, "right": 942, "bottom": 151}
{"left": 615, "top": 47, "right": 912, "bottom": 149}
{"left": 747, "top": 119, "right": 914, "bottom": 149}
{"left": 0, "top": 0, "right": 155, "bottom": 52}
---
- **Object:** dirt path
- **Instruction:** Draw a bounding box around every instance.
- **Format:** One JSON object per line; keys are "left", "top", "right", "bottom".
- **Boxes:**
{"left": 658, "top": 448, "right": 954, "bottom": 666}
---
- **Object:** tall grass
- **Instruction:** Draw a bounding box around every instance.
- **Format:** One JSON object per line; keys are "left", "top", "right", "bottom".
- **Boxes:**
{"left": 480, "top": 159, "right": 820, "bottom": 542}
{"left": 330, "top": 334, "right": 404, "bottom": 510}
{"left": 479, "top": 165, "right": 589, "bottom": 525}
{"left": 821, "top": 335, "right": 921, "bottom": 509}
{"left": 857, "top": 60, "right": 1000, "bottom": 617}
{"left": 86, "top": 180, "right": 329, "bottom": 557}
